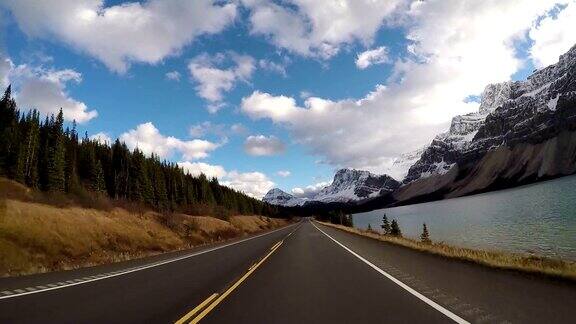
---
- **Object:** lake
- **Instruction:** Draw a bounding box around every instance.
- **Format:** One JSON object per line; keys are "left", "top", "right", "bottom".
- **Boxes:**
{"left": 352, "top": 175, "right": 576, "bottom": 260}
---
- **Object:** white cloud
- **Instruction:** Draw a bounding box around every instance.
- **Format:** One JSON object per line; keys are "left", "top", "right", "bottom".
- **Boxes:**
{"left": 1, "top": 0, "right": 237, "bottom": 73}
{"left": 244, "top": 135, "right": 286, "bottom": 156}
{"left": 356, "top": 46, "right": 390, "bottom": 69}
{"left": 0, "top": 56, "right": 12, "bottom": 88}
{"left": 178, "top": 161, "right": 228, "bottom": 179}
{"left": 1, "top": 55, "right": 97, "bottom": 123}
{"left": 178, "top": 160, "right": 275, "bottom": 198}
{"left": 188, "top": 52, "right": 255, "bottom": 112}
{"left": 277, "top": 170, "right": 291, "bottom": 177}
{"left": 291, "top": 181, "right": 330, "bottom": 199}
{"left": 90, "top": 132, "right": 113, "bottom": 145}
{"left": 221, "top": 171, "right": 275, "bottom": 199}
{"left": 529, "top": 2, "right": 576, "bottom": 68}
{"left": 119, "top": 122, "right": 220, "bottom": 160}
{"left": 241, "top": 0, "right": 405, "bottom": 59}
{"left": 241, "top": 1, "right": 562, "bottom": 174}
{"left": 299, "top": 90, "right": 312, "bottom": 99}
{"left": 165, "top": 71, "right": 181, "bottom": 82}
{"left": 258, "top": 59, "right": 287, "bottom": 76}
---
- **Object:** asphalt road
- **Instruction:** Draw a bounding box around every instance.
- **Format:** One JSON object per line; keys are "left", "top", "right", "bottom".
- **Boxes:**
{"left": 1, "top": 220, "right": 575, "bottom": 323}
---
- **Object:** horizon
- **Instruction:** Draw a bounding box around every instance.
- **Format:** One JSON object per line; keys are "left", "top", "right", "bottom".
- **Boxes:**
{"left": 1, "top": 0, "right": 575, "bottom": 199}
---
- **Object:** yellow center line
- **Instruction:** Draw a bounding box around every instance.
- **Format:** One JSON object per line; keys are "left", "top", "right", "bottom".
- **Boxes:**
{"left": 189, "top": 240, "right": 284, "bottom": 323}
{"left": 175, "top": 293, "right": 219, "bottom": 324}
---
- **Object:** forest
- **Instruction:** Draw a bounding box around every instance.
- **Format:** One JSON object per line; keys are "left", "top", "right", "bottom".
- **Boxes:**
{"left": 0, "top": 85, "right": 280, "bottom": 218}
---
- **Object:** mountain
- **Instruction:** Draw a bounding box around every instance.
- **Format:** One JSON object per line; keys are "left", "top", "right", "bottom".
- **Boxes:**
{"left": 314, "top": 169, "right": 400, "bottom": 203}
{"left": 263, "top": 169, "right": 400, "bottom": 206}
{"left": 262, "top": 188, "right": 306, "bottom": 207}
{"left": 395, "top": 43, "right": 576, "bottom": 203}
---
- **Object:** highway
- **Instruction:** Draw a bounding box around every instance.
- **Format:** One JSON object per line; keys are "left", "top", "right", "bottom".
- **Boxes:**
{"left": 1, "top": 220, "right": 575, "bottom": 323}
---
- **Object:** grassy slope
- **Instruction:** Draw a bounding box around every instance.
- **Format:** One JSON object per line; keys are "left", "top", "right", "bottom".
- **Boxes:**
{"left": 0, "top": 178, "right": 287, "bottom": 277}
{"left": 318, "top": 221, "right": 576, "bottom": 281}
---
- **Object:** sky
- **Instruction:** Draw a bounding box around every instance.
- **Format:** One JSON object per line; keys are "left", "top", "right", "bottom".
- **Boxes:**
{"left": 0, "top": 0, "right": 575, "bottom": 199}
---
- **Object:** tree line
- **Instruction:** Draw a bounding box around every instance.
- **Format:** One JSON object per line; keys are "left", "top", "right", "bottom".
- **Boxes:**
{"left": 0, "top": 86, "right": 279, "bottom": 217}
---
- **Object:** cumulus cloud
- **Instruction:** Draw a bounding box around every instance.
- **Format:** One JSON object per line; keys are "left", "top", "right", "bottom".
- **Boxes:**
{"left": 119, "top": 122, "right": 220, "bottom": 160}
{"left": 178, "top": 161, "right": 274, "bottom": 198}
{"left": 241, "top": 1, "right": 562, "bottom": 174}
{"left": 291, "top": 181, "right": 330, "bottom": 199}
{"left": 178, "top": 161, "right": 228, "bottom": 179}
{"left": 221, "top": 171, "right": 275, "bottom": 199}
{"left": 165, "top": 71, "right": 181, "bottom": 82}
{"left": 356, "top": 46, "right": 390, "bottom": 69}
{"left": 241, "top": 0, "right": 405, "bottom": 59}
{"left": 529, "top": 2, "right": 576, "bottom": 68}
{"left": 1, "top": 0, "right": 237, "bottom": 73}
{"left": 90, "top": 132, "right": 113, "bottom": 145}
{"left": 0, "top": 54, "right": 97, "bottom": 123}
{"left": 244, "top": 135, "right": 286, "bottom": 156}
{"left": 188, "top": 52, "right": 255, "bottom": 112}
{"left": 277, "top": 170, "right": 291, "bottom": 177}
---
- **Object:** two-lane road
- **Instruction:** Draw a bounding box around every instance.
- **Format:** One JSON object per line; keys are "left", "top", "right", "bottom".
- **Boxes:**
{"left": 1, "top": 220, "right": 575, "bottom": 323}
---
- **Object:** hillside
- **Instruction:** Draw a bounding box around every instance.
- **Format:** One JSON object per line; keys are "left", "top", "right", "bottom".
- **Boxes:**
{"left": 0, "top": 178, "right": 287, "bottom": 277}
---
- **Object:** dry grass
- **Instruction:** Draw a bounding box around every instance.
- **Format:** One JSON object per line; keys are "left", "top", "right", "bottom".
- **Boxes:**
{"left": 0, "top": 178, "right": 288, "bottom": 277}
{"left": 318, "top": 221, "right": 576, "bottom": 281}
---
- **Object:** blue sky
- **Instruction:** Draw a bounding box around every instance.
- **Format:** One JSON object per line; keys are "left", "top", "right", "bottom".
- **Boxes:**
{"left": 0, "top": 0, "right": 574, "bottom": 198}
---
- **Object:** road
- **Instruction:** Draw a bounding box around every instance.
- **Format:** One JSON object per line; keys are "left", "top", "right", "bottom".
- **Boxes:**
{"left": 1, "top": 220, "right": 575, "bottom": 323}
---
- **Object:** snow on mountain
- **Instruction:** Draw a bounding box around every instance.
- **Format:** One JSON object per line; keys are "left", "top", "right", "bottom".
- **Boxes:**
{"left": 384, "top": 148, "right": 426, "bottom": 181}
{"left": 263, "top": 169, "right": 400, "bottom": 206}
{"left": 262, "top": 188, "right": 306, "bottom": 207}
{"left": 405, "top": 43, "right": 576, "bottom": 184}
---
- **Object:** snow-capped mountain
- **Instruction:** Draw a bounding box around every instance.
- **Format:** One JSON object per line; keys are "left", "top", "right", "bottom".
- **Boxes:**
{"left": 396, "top": 43, "right": 576, "bottom": 202}
{"left": 266, "top": 43, "right": 576, "bottom": 209}
{"left": 403, "top": 82, "right": 508, "bottom": 183}
{"left": 263, "top": 169, "right": 400, "bottom": 206}
{"left": 314, "top": 169, "right": 400, "bottom": 203}
{"left": 262, "top": 188, "right": 306, "bottom": 207}
{"left": 384, "top": 148, "right": 426, "bottom": 181}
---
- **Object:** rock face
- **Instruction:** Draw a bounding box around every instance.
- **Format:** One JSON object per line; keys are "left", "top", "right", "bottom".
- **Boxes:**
{"left": 314, "top": 169, "right": 400, "bottom": 203}
{"left": 398, "top": 43, "right": 576, "bottom": 203}
{"left": 262, "top": 188, "right": 305, "bottom": 207}
{"left": 263, "top": 169, "right": 400, "bottom": 206}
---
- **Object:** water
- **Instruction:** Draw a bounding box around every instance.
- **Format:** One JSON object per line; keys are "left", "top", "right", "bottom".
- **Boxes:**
{"left": 353, "top": 175, "right": 576, "bottom": 260}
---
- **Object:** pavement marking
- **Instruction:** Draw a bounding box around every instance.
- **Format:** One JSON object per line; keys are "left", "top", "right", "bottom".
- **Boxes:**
{"left": 174, "top": 293, "right": 219, "bottom": 324}
{"left": 0, "top": 223, "right": 297, "bottom": 301}
{"left": 188, "top": 240, "right": 285, "bottom": 323}
{"left": 312, "top": 222, "right": 470, "bottom": 324}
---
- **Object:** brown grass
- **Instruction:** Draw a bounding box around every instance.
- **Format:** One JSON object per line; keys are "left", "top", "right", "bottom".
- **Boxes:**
{"left": 318, "top": 221, "right": 576, "bottom": 281}
{"left": 0, "top": 178, "right": 288, "bottom": 277}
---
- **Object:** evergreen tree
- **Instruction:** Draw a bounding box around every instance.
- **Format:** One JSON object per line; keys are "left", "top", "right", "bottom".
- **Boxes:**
{"left": 381, "top": 214, "right": 391, "bottom": 234}
{"left": 420, "top": 223, "right": 431, "bottom": 244}
{"left": 367, "top": 223, "right": 373, "bottom": 232}
{"left": 390, "top": 219, "right": 402, "bottom": 237}
{"left": 0, "top": 85, "right": 279, "bottom": 218}
{"left": 45, "top": 109, "right": 66, "bottom": 191}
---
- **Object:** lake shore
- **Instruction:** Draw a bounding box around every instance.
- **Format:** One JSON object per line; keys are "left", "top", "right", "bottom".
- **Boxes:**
{"left": 319, "top": 221, "right": 576, "bottom": 281}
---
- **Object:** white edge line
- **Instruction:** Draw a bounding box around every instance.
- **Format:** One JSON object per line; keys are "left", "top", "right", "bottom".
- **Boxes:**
{"left": 0, "top": 223, "right": 298, "bottom": 300}
{"left": 311, "top": 222, "right": 470, "bottom": 324}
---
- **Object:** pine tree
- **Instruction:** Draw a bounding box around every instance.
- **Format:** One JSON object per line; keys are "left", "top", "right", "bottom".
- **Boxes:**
{"left": 0, "top": 85, "right": 279, "bottom": 218}
{"left": 420, "top": 223, "right": 431, "bottom": 244}
{"left": 381, "top": 214, "right": 391, "bottom": 234}
{"left": 390, "top": 219, "right": 402, "bottom": 237}
{"left": 45, "top": 109, "right": 66, "bottom": 191}
{"left": 367, "top": 223, "right": 373, "bottom": 232}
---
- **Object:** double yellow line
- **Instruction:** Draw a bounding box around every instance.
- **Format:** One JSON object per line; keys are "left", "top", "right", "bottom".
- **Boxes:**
{"left": 175, "top": 240, "right": 284, "bottom": 324}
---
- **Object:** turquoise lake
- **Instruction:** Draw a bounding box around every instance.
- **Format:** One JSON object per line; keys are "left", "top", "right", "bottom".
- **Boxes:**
{"left": 353, "top": 175, "right": 576, "bottom": 260}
